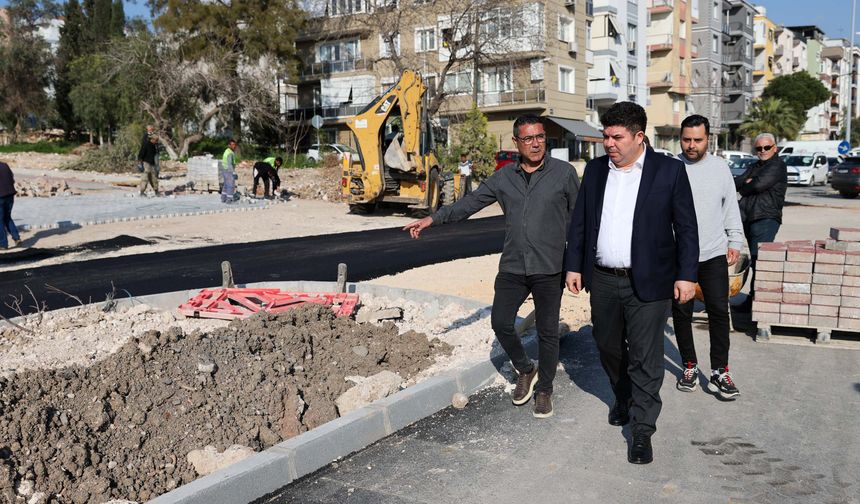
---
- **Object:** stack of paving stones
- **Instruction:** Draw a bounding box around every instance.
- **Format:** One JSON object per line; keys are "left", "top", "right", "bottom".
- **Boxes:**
{"left": 752, "top": 227, "right": 860, "bottom": 331}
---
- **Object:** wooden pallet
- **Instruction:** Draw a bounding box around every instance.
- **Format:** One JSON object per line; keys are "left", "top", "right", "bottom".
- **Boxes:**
{"left": 756, "top": 322, "right": 860, "bottom": 344}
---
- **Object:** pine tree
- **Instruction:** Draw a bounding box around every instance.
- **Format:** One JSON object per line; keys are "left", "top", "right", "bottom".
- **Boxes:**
{"left": 91, "top": 0, "right": 113, "bottom": 45}
{"left": 454, "top": 104, "right": 497, "bottom": 179}
{"left": 55, "top": 0, "right": 87, "bottom": 137}
{"left": 110, "top": 0, "right": 125, "bottom": 37}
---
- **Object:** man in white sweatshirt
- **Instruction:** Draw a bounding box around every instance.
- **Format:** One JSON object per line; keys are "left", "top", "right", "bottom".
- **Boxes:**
{"left": 673, "top": 115, "right": 745, "bottom": 401}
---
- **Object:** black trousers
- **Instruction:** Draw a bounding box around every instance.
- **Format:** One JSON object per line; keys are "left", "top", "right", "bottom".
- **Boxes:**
{"left": 253, "top": 162, "right": 272, "bottom": 197}
{"left": 463, "top": 175, "right": 473, "bottom": 195}
{"left": 671, "top": 255, "right": 730, "bottom": 370}
{"left": 491, "top": 272, "right": 563, "bottom": 393}
{"left": 590, "top": 268, "right": 670, "bottom": 436}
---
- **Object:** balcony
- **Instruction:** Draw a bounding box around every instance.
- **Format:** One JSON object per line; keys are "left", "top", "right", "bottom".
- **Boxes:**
{"left": 628, "top": 83, "right": 637, "bottom": 96}
{"left": 647, "top": 34, "right": 673, "bottom": 52}
{"left": 774, "top": 46, "right": 784, "bottom": 56}
{"left": 648, "top": 72, "right": 673, "bottom": 88}
{"left": 475, "top": 88, "right": 547, "bottom": 108}
{"left": 283, "top": 103, "right": 369, "bottom": 122}
{"left": 723, "top": 109, "right": 745, "bottom": 124}
{"left": 722, "top": 50, "right": 747, "bottom": 65}
{"left": 586, "top": 49, "right": 594, "bottom": 65}
{"left": 648, "top": 0, "right": 673, "bottom": 14}
{"left": 727, "top": 21, "right": 753, "bottom": 36}
{"left": 691, "top": 44, "right": 699, "bottom": 58}
{"left": 300, "top": 58, "right": 372, "bottom": 79}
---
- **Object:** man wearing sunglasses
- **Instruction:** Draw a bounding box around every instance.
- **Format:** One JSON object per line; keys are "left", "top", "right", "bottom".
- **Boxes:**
{"left": 403, "top": 114, "right": 580, "bottom": 419}
{"left": 734, "top": 133, "right": 787, "bottom": 312}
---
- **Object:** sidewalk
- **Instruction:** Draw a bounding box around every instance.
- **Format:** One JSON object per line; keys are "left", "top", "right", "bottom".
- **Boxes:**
{"left": 13, "top": 193, "right": 271, "bottom": 230}
{"left": 258, "top": 322, "right": 860, "bottom": 504}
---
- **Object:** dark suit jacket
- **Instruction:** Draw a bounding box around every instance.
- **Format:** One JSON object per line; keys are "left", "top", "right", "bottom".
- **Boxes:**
{"left": 565, "top": 147, "right": 699, "bottom": 302}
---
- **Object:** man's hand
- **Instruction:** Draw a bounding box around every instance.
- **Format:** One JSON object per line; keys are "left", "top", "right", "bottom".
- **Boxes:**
{"left": 565, "top": 271, "right": 582, "bottom": 295}
{"left": 403, "top": 216, "right": 434, "bottom": 239}
{"left": 727, "top": 247, "right": 740, "bottom": 266}
{"left": 674, "top": 280, "right": 695, "bottom": 304}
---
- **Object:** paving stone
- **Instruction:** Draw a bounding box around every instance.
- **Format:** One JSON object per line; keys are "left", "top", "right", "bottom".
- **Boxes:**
{"left": 753, "top": 311, "right": 780, "bottom": 323}
{"left": 755, "top": 288, "right": 783, "bottom": 302}
{"left": 845, "top": 265, "right": 860, "bottom": 276}
{"left": 757, "top": 246, "right": 786, "bottom": 261}
{"left": 824, "top": 239, "right": 860, "bottom": 252}
{"left": 783, "top": 272, "right": 811, "bottom": 283}
{"left": 752, "top": 301, "right": 780, "bottom": 313}
{"left": 840, "top": 306, "right": 860, "bottom": 319}
{"left": 812, "top": 283, "right": 842, "bottom": 295}
{"left": 814, "top": 263, "right": 844, "bottom": 275}
{"left": 813, "top": 273, "right": 843, "bottom": 285}
{"left": 782, "top": 282, "right": 811, "bottom": 294}
{"left": 841, "top": 296, "right": 860, "bottom": 308}
{"left": 756, "top": 280, "right": 783, "bottom": 290}
{"left": 838, "top": 317, "right": 860, "bottom": 330}
{"left": 786, "top": 248, "right": 815, "bottom": 262}
{"left": 845, "top": 252, "right": 860, "bottom": 266}
{"left": 782, "top": 292, "right": 811, "bottom": 304}
{"left": 756, "top": 261, "right": 784, "bottom": 272}
{"left": 812, "top": 294, "right": 842, "bottom": 306}
{"left": 810, "top": 304, "right": 839, "bottom": 316}
{"left": 780, "top": 303, "right": 809, "bottom": 315}
{"left": 830, "top": 227, "right": 860, "bottom": 242}
{"left": 808, "top": 315, "right": 838, "bottom": 328}
{"left": 843, "top": 276, "right": 860, "bottom": 287}
{"left": 784, "top": 261, "right": 813, "bottom": 273}
{"left": 816, "top": 249, "right": 846, "bottom": 264}
{"left": 780, "top": 313, "right": 809, "bottom": 325}
{"left": 842, "top": 286, "right": 860, "bottom": 298}
{"left": 756, "top": 270, "right": 783, "bottom": 282}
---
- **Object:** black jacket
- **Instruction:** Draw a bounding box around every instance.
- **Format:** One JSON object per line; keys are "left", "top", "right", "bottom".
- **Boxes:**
{"left": 138, "top": 141, "right": 158, "bottom": 165}
{"left": 0, "top": 162, "right": 15, "bottom": 198}
{"left": 735, "top": 155, "right": 787, "bottom": 224}
{"left": 565, "top": 147, "right": 700, "bottom": 302}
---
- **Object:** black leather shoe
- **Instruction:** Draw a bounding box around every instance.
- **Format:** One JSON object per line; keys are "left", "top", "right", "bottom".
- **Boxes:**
{"left": 608, "top": 400, "right": 630, "bottom": 426}
{"left": 628, "top": 434, "right": 653, "bottom": 464}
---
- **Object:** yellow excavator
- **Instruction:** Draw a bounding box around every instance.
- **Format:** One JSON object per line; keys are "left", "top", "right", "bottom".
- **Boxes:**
{"left": 341, "top": 69, "right": 461, "bottom": 213}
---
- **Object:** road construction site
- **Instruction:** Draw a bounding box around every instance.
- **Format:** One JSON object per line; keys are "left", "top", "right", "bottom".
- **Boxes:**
{"left": 1, "top": 152, "right": 860, "bottom": 503}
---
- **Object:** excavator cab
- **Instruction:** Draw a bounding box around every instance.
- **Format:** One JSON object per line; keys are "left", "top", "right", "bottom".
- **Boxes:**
{"left": 342, "top": 70, "right": 459, "bottom": 214}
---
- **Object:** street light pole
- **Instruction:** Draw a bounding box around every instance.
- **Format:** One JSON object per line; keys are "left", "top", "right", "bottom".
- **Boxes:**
{"left": 849, "top": 0, "right": 857, "bottom": 147}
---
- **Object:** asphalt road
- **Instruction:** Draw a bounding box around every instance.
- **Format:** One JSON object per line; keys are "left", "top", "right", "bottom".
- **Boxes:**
{"left": 0, "top": 216, "right": 505, "bottom": 318}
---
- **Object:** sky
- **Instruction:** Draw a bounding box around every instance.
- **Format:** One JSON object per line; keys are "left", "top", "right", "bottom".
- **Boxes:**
{"left": 756, "top": 0, "right": 859, "bottom": 40}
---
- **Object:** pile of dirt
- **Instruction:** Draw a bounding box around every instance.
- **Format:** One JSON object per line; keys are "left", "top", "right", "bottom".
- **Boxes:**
{"left": 13, "top": 177, "right": 77, "bottom": 197}
{"left": 281, "top": 164, "right": 346, "bottom": 202}
{"left": 0, "top": 305, "right": 450, "bottom": 503}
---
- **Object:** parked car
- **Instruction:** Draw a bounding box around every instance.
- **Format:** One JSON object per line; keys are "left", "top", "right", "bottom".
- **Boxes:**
{"left": 830, "top": 157, "right": 860, "bottom": 199}
{"left": 652, "top": 148, "right": 676, "bottom": 158}
{"left": 729, "top": 157, "right": 757, "bottom": 178}
{"left": 306, "top": 143, "right": 357, "bottom": 163}
{"left": 720, "top": 150, "right": 756, "bottom": 164}
{"left": 783, "top": 152, "right": 829, "bottom": 186}
{"left": 495, "top": 150, "right": 520, "bottom": 170}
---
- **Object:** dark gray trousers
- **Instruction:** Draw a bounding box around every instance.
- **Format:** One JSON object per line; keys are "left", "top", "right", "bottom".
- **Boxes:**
{"left": 590, "top": 268, "right": 670, "bottom": 436}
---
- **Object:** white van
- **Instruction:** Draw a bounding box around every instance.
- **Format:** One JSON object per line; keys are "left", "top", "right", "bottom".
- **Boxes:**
{"left": 720, "top": 150, "right": 756, "bottom": 163}
{"left": 783, "top": 151, "right": 830, "bottom": 186}
{"left": 778, "top": 140, "right": 842, "bottom": 158}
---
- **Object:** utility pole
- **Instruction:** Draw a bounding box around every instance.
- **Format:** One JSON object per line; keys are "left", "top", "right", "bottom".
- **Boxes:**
{"left": 849, "top": 0, "right": 857, "bottom": 147}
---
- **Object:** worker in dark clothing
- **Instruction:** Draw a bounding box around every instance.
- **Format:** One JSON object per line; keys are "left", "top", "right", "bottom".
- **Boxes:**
{"left": 253, "top": 156, "right": 283, "bottom": 198}
{"left": 0, "top": 162, "right": 22, "bottom": 249}
{"left": 137, "top": 134, "right": 160, "bottom": 196}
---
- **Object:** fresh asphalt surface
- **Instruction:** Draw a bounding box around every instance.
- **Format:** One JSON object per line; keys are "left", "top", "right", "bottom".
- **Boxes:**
{"left": 256, "top": 323, "right": 860, "bottom": 504}
{"left": 0, "top": 216, "right": 504, "bottom": 318}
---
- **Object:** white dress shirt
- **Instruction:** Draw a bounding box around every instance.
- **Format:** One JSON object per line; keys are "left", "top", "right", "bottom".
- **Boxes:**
{"left": 596, "top": 146, "right": 647, "bottom": 268}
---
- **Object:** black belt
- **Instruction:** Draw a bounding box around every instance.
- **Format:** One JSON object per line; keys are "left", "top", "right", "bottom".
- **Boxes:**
{"left": 595, "top": 264, "right": 632, "bottom": 277}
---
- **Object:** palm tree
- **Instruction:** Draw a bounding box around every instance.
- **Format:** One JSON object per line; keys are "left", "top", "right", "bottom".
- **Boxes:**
{"left": 738, "top": 97, "right": 803, "bottom": 142}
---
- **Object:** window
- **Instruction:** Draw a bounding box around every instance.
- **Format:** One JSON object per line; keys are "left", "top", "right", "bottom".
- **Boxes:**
{"left": 672, "top": 94, "right": 680, "bottom": 113}
{"left": 530, "top": 58, "right": 544, "bottom": 81}
{"left": 482, "top": 8, "right": 514, "bottom": 39}
{"left": 415, "top": 27, "right": 436, "bottom": 52}
{"left": 627, "top": 65, "right": 637, "bottom": 94}
{"left": 378, "top": 33, "right": 400, "bottom": 57}
{"left": 680, "top": 58, "right": 686, "bottom": 76}
{"left": 627, "top": 24, "right": 637, "bottom": 51}
{"left": 713, "top": 1, "right": 719, "bottom": 20}
{"left": 483, "top": 66, "right": 513, "bottom": 93}
{"left": 746, "top": 40, "right": 751, "bottom": 58}
{"left": 425, "top": 74, "right": 437, "bottom": 95}
{"left": 558, "top": 16, "right": 574, "bottom": 42}
{"left": 443, "top": 70, "right": 472, "bottom": 94}
{"left": 559, "top": 66, "right": 574, "bottom": 93}
{"left": 712, "top": 34, "right": 719, "bottom": 52}
{"left": 328, "top": 0, "right": 366, "bottom": 16}
{"left": 586, "top": 21, "right": 592, "bottom": 49}
{"left": 318, "top": 39, "right": 359, "bottom": 62}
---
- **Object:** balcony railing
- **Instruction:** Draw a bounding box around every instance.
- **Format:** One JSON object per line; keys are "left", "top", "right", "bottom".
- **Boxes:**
{"left": 648, "top": 0, "right": 674, "bottom": 10}
{"left": 648, "top": 72, "right": 673, "bottom": 88}
{"left": 723, "top": 110, "right": 745, "bottom": 122}
{"left": 300, "top": 58, "right": 372, "bottom": 78}
{"left": 647, "top": 34, "right": 673, "bottom": 51}
{"left": 722, "top": 50, "right": 748, "bottom": 65}
{"left": 476, "top": 88, "right": 546, "bottom": 107}
{"left": 283, "top": 103, "right": 369, "bottom": 121}
{"left": 728, "top": 21, "right": 752, "bottom": 35}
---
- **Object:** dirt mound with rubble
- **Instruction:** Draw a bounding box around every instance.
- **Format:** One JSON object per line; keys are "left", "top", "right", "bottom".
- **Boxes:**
{"left": 0, "top": 305, "right": 450, "bottom": 503}
{"left": 13, "top": 176, "right": 78, "bottom": 197}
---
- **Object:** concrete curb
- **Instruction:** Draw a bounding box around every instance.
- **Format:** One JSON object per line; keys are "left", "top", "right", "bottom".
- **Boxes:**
{"left": 5, "top": 281, "right": 522, "bottom": 504}
{"left": 17, "top": 199, "right": 278, "bottom": 232}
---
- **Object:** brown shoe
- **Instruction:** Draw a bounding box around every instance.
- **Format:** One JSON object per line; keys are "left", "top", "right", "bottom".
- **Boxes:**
{"left": 511, "top": 366, "right": 538, "bottom": 405}
{"left": 533, "top": 391, "right": 554, "bottom": 418}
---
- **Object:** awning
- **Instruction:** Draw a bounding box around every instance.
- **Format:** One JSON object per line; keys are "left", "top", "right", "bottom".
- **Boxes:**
{"left": 546, "top": 116, "right": 603, "bottom": 142}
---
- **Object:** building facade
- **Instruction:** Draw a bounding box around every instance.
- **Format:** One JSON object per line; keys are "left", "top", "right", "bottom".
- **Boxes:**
{"left": 645, "top": 0, "right": 696, "bottom": 153}
{"left": 789, "top": 26, "right": 829, "bottom": 140}
{"left": 586, "top": 0, "right": 648, "bottom": 123}
{"left": 690, "top": 0, "right": 725, "bottom": 147}
{"left": 287, "top": 0, "right": 599, "bottom": 158}
{"left": 752, "top": 5, "right": 776, "bottom": 98}
{"left": 721, "top": 0, "right": 755, "bottom": 142}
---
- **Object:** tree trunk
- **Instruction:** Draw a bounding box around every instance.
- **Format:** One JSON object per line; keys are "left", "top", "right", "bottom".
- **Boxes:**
{"left": 179, "top": 132, "right": 205, "bottom": 159}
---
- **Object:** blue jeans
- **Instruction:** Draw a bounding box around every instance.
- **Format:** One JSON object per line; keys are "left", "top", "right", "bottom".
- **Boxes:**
{"left": 0, "top": 195, "right": 21, "bottom": 248}
{"left": 744, "top": 218, "right": 781, "bottom": 300}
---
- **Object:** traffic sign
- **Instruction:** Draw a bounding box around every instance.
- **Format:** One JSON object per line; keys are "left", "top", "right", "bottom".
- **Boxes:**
{"left": 838, "top": 140, "right": 850, "bottom": 155}
{"left": 311, "top": 115, "right": 324, "bottom": 130}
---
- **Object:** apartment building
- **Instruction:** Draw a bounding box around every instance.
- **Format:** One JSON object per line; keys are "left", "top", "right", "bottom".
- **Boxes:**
{"left": 690, "top": 0, "right": 725, "bottom": 146}
{"left": 645, "top": 0, "right": 696, "bottom": 153}
{"left": 772, "top": 25, "right": 796, "bottom": 77}
{"left": 721, "top": 0, "right": 755, "bottom": 142}
{"left": 586, "top": 0, "right": 648, "bottom": 123}
{"left": 789, "top": 26, "right": 829, "bottom": 140}
{"left": 752, "top": 6, "right": 776, "bottom": 98}
{"left": 287, "top": 0, "right": 599, "bottom": 158}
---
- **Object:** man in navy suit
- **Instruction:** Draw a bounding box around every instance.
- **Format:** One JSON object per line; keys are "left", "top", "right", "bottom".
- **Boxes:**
{"left": 565, "top": 102, "right": 699, "bottom": 464}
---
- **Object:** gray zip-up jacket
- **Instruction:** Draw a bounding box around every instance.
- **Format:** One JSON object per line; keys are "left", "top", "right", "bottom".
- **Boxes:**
{"left": 432, "top": 156, "right": 580, "bottom": 275}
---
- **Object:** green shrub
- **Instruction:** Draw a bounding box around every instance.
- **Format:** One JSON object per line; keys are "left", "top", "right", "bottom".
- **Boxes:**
{"left": 0, "top": 141, "right": 79, "bottom": 154}
{"left": 62, "top": 124, "right": 144, "bottom": 173}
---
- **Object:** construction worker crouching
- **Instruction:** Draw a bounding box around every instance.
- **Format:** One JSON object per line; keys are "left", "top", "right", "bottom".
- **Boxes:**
{"left": 253, "top": 156, "right": 283, "bottom": 199}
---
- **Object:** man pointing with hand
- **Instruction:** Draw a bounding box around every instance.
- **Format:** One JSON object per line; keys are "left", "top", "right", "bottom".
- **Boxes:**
{"left": 565, "top": 102, "right": 699, "bottom": 465}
